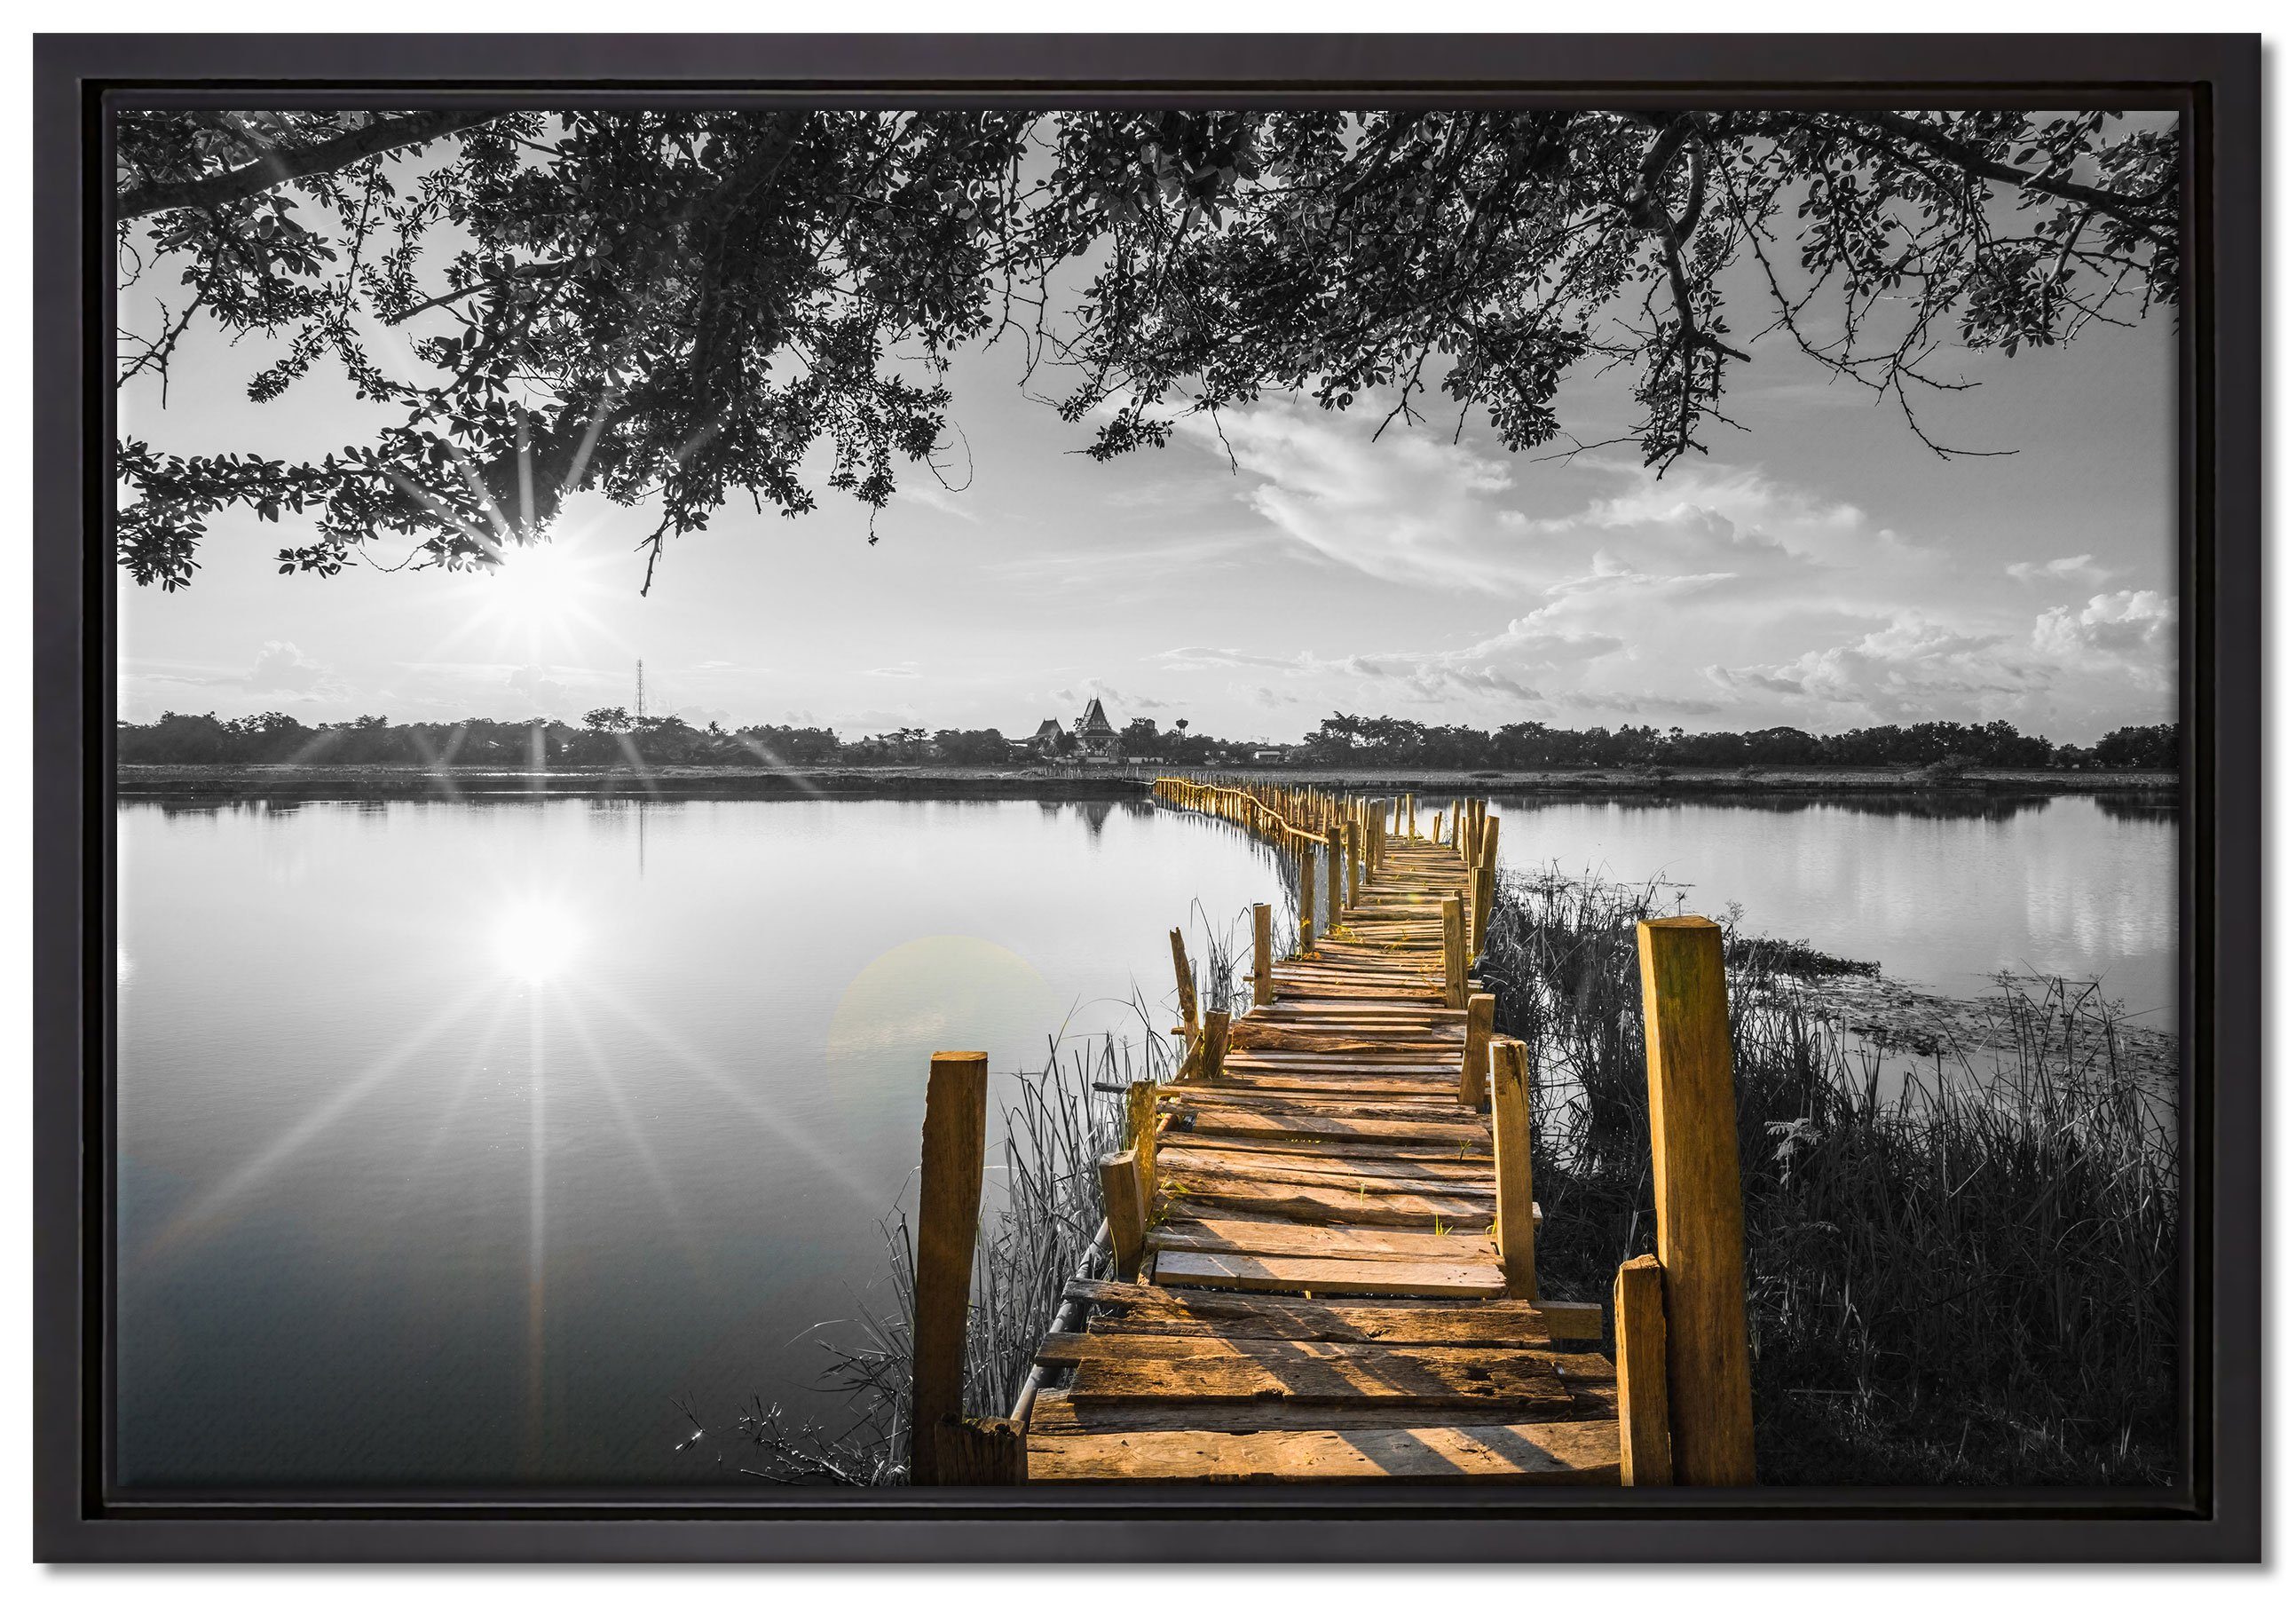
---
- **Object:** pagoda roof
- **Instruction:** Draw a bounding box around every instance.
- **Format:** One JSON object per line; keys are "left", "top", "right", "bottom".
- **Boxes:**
{"left": 1076, "top": 697, "right": 1116, "bottom": 736}
{"left": 1032, "top": 717, "right": 1062, "bottom": 738}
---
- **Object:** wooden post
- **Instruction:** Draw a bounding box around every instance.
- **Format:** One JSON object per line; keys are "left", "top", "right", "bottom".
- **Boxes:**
{"left": 1325, "top": 826, "right": 1344, "bottom": 922}
{"left": 1298, "top": 839, "right": 1316, "bottom": 952}
{"left": 1489, "top": 1036, "right": 1536, "bottom": 1299}
{"left": 1636, "top": 915, "right": 1756, "bottom": 1486}
{"left": 1124, "top": 1079, "right": 1159, "bottom": 1197}
{"left": 1472, "top": 820, "right": 1500, "bottom": 954}
{"left": 1169, "top": 927, "right": 1199, "bottom": 1048}
{"left": 1099, "top": 1147, "right": 1148, "bottom": 1283}
{"left": 1614, "top": 1254, "right": 1673, "bottom": 1485}
{"left": 1251, "top": 903, "right": 1273, "bottom": 1008}
{"left": 910, "top": 1050, "right": 990, "bottom": 1486}
{"left": 1203, "top": 1009, "right": 1232, "bottom": 1078}
{"left": 1458, "top": 992, "right": 1495, "bottom": 1110}
{"left": 1441, "top": 892, "right": 1468, "bottom": 1010}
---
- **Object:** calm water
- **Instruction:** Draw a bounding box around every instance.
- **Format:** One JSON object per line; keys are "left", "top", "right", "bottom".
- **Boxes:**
{"left": 113, "top": 790, "right": 2175, "bottom": 1488}
{"left": 1482, "top": 791, "right": 2179, "bottom": 1024}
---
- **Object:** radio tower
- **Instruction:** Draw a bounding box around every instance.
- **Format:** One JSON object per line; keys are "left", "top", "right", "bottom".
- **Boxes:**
{"left": 635, "top": 659, "right": 646, "bottom": 718}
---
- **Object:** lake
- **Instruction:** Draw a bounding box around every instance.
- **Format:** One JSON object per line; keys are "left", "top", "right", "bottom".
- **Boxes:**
{"left": 112, "top": 789, "right": 2176, "bottom": 1489}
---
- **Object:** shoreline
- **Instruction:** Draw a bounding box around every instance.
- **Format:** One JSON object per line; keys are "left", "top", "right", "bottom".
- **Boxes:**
{"left": 112, "top": 763, "right": 2180, "bottom": 803}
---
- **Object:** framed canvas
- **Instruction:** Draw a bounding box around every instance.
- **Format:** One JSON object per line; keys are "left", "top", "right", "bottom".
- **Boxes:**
{"left": 32, "top": 32, "right": 2260, "bottom": 1562}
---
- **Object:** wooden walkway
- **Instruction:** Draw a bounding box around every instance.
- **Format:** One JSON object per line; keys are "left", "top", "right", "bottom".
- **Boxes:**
{"left": 1022, "top": 784, "right": 1622, "bottom": 1483}
{"left": 903, "top": 777, "right": 1754, "bottom": 1490}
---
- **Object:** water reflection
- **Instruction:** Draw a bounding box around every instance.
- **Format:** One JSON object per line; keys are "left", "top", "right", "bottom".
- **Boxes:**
{"left": 114, "top": 795, "right": 1288, "bottom": 1489}
{"left": 1479, "top": 792, "right": 2176, "bottom": 1023}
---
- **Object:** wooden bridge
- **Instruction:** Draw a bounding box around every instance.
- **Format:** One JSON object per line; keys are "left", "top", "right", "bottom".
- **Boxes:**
{"left": 903, "top": 778, "right": 1755, "bottom": 1489}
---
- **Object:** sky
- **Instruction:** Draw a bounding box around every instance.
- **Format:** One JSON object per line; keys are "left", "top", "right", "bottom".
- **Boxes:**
{"left": 115, "top": 127, "right": 2178, "bottom": 747}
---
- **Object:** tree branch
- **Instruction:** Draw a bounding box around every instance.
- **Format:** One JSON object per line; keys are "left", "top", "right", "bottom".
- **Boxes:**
{"left": 1844, "top": 111, "right": 2175, "bottom": 246}
{"left": 116, "top": 110, "right": 501, "bottom": 221}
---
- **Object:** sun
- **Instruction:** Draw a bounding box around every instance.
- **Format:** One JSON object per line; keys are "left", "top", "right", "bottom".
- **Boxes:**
{"left": 491, "top": 898, "right": 584, "bottom": 984}
{"left": 486, "top": 539, "right": 581, "bottom": 628}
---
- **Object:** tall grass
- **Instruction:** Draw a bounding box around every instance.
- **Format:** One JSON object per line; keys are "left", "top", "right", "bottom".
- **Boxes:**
{"left": 1484, "top": 866, "right": 2180, "bottom": 1486}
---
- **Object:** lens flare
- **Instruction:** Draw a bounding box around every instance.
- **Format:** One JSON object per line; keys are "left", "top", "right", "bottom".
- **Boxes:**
{"left": 486, "top": 539, "right": 580, "bottom": 627}
{"left": 492, "top": 899, "right": 583, "bottom": 983}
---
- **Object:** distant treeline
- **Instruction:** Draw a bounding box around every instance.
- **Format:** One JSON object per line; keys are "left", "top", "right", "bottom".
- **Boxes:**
{"left": 1296, "top": 714, "right": 2178, "bottom": 771}
{"left": 114, "top": 707, "right": 2181, "bottom": 772}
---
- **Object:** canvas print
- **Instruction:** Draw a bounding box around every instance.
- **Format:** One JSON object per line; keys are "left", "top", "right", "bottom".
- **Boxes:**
{"left": 111, "top": 104, "right": 2181, "bottom": 1493}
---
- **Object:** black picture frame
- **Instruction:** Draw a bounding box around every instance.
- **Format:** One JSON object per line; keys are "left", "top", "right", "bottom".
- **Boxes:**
{"left": 34, "top": 32, "right": 2261, "bottom": 1562}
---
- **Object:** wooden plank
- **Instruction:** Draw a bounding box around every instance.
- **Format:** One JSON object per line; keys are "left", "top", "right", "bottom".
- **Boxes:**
{"left": 1159, "top": 1148, "right": 1490, "bottom": 1189}
{"left": 1026, "top": 1421, "right": 1621, "bottom": 1483}
{"left": 909, "top": 1050, "right": 989, "bottom": 1487}
{"left": 1164, "top": 1087, "right": 1486, "bottom": 1124}
{"left": 1057, "top": 1341, "right": 1575, "bottom": 1411}
{"left": 1614, "top": 1254, "right": 1672, "bottom": 1485}
{"left": 1047, "top": 1333, "right": 1606, "bottom": 1380}
{"left": 1181, "top": 1106, "right": 1494, "bottom": 1147}
{"left": 1147, "top": 1215, "right": 1495, "bottom": 1263}
{"left": 1163, "top": 1131, "right": 1494, "bottom": 1167}
{"left": 1156, "top": 1173, "right": 1494, "bottom": 1228}
{"left": 1153, "top": 1249, "right": 1502, "bottom": 1297}
{"left": 1161, "top": 1154, "right": 1495, "bottom": 1199}
{"left": 1213, "top": 1071, "right": 1461, "bottom": 1100}
{"left": 1222, "top": 1056, "right": 1462, "bottom": 1078}
{"left": 1031, "top": 1394, "right": 1594, "bottom": 1436}
{"left": 1257, "top": 1006, "right": 1462, "bottom": 1024}
{"left": 1060, "top": 1278, "right": 1555, "bottom": 1345}
{"left": 1637, "top": 915, "right": 1756, "bottom": 1486}
{"left": 1221, "top": 1032, "right": 1462, "bottom": 1056}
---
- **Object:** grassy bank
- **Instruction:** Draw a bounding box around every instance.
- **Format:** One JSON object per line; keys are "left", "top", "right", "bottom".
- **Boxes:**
{"left": 1482, "top": 870, "right": 2179, "bottom": 1486}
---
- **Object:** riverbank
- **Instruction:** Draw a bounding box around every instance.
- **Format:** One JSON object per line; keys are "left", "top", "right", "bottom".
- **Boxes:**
{"left": 114, "top": 761, "right": 2178, "bottom": 802}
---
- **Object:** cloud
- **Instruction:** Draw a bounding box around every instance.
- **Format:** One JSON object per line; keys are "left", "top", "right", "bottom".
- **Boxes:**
{"left": 1048, "top": 678, "right": 1173, "bottom": 715}
{"left": 1554, "top": 689, "right": 1726, "bottom": 719}
{"left": 243, "top": 640, "right": 343, "bottom": 699}
{"left": 1172, "top": 403, "right": 1523, "bottom": 592}
{"left": 505, "top": 664, "right": 572, "bottom": 709}
{"left": 1705, "top": 592, "right": 2177, "bottom": 732}
{"left": 900, "top": 481, "right": 982, "bottom": 526}
{"left": 864, "top": 662, "right": 921, "bottom": 678}
{"left": 2008, "top": 553, "right": 2118, "bottom": 585}
{"left": 1157, "top": 645, "right": 1312, "bottom": 673}
{"left": 2032, "top": 589, "right": 2174, "bottom": 656}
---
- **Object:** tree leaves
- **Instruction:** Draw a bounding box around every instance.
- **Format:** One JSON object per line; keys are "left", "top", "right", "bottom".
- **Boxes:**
{"left": 113, "top": 108, "right": 2178, "bottom": 590}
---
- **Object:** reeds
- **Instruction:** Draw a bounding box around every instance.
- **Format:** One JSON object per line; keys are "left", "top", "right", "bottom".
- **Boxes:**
{"left": 699, "top": 918, "right": 1251, "bottom": 1483}
{"left": 1483, "top": 866, "right": 2179, "bottom": 1485}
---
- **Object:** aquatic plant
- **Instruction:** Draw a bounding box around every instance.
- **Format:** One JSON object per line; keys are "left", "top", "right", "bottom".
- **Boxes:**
{"left": 1482, "top": 866, "right": 2180, "bottom": 1486}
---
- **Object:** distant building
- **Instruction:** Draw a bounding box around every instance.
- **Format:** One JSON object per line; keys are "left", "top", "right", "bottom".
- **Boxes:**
{"left": 1251, "top": 748, "right": 1289, "bottom": 764}
{"left": 1072, "top": 698, "right": 1121, "bottom": 764}
{"left": 1030, "top": 716, "right": 1064, "bottom": 758}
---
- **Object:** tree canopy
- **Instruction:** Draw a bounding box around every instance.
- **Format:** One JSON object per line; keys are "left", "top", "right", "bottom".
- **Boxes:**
{"left": 114, "top": 107, "right": 2178, "bottom": 591}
